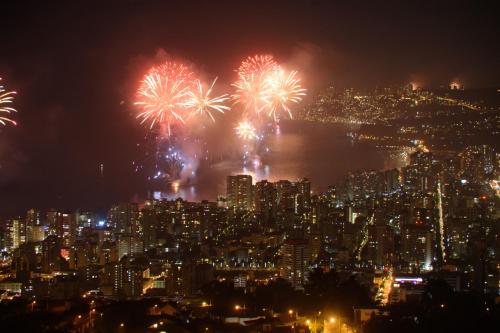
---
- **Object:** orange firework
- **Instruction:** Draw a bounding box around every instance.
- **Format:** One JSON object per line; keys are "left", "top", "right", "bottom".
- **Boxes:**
{"left": 135, "top": 62, "right": 195, "bottom": 135}
{"left": 0, "top": 77, "right": 17, "bottom": 126}
{"left": 232, "top": 55, "right": 306, "bottom": 121}
{"left": 235, "top": 120, "right": 258, "bottom": 140}
{"left": 183, "top": 77, "right": 230, "bottom": 122}
{"left": 237, "top": 54, "right": 280, "bottom": 79}
{"left": 231, "top": 74, "right": 268, "bottom": 115}
{"left": 262, "top": 69, "right": 306, "bottom": 120}
{"left": 232, "top": 55, "right": 281, "bottom": 115}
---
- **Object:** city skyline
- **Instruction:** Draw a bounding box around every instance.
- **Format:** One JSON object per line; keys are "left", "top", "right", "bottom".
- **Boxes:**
{"left": 1, "top": 1, "right": 500, "bottom": 214}
{"left": 0, "top": 2, "right": 499, "bottom": 332}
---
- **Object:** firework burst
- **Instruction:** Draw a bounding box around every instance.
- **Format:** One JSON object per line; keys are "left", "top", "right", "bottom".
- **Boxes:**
{"left": 262, "top": 69, "right": 306, "bottom": 120}
{"left": 0, "top": 77, "right": 17, "bottom": 126}
{"left": 183, "top": 77, "right": 230, "bottom": 122}
{"left": 231, "top": 74, "right": 268, "bottom": 115}
{"left": 232, "top": 55, "right": 281, "bottom": 116}
{"left": 237, "top": 54, "right": 280, "bottom": 79}
{"left": 232, "top": 54, "right": 306, "bottom": 121}
{"left": 235, "top": 120, "right": 257, "bottom": 140}
{"left": 135, "top": 62, "right": 194, "bottom": 135}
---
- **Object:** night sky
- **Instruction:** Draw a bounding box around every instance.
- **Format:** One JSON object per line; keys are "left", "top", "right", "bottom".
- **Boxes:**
{"left": 0, "top": 0, "right": 499, "bottom": 216}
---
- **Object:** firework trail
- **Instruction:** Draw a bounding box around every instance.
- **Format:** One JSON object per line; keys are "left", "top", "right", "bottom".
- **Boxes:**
{"left": 183, "top": 77, "right": 230, "bottom": 122}
{"left": 0, "top": 77, "right": 17, "bottom": 126}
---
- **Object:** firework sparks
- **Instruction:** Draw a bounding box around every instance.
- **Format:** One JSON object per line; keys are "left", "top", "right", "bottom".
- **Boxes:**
{"left": 232, "top": 55, "right": 306, "bottom": 120}
{"left": 263, "top": 69, "right": 306, "bottom": 120}
{"left": 0, "top": 77, "right": 17, "bottom": 126}
{"left": 231, "top": 74, "right": 269, "bottom": 115}
{"left": 235, "top": 121, "right": 257, "bottom": 140}
{"left": 237, "top": 54, "right": 280, "bottom": 79}
{"left": 184, "top": 77, "right": 230, "bottom": 121}
{"left": 232, "top": 55, "right": 281, "bottom": 115}
{"left": 135, "top": 62, "right": 194, "bottom": 135}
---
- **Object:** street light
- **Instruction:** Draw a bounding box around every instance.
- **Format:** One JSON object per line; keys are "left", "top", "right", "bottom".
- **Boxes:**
{"left": 329, "top": 317, "right": 336, "bottom": 323}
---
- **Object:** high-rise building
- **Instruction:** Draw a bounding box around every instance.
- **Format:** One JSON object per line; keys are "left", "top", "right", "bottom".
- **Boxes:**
{"left": 99, "top": 240, "right": 118, "bottom": 265}
{"left": 345, "top": 170, "right": 381, "bottom": 201}
{"left": 254, "top": 180, "right": 277, "bottom": 228}
{"left": 309, "top": 233, "right": 322, "bottom": 261}
{"left": 31, "top": 226, "right": 45, "bottom": 243}
{"left": 46, "top": 209, "right": 65, "bottom": 237}
{"left": 113, "top": 256, "right": 148, "bottom": 298}
{"left": 226, "top": 175, "right": 253, "bottom": 211}
{"left": 41, "top": 235, "right": 67, "bottom": 273}
{"left": 383, "top": 169, "right": 400, "bottom": 193}
{"left": 447, "top": 218, "right": 468, "bottom": 260}
{"left": 402, "top": 151, "right": 439, "bottom": 192}
{"left": 276, "top": 180, "right": 295, "bottom": 211}
{"left": 460, "top": 145, "right": 495, "bottom": 182}
{"left": 280, "top": 239, "right": 311, "bottom": 288}
{"left": 176, "top": 262, "right": 214, "bottom": 296}
{"left": 108, "top": 203, "right": 140, "bottom": 234}
{"left": 140, "top": 208, "right": 158, "bottom": 250}
{"left": 9, "top": 218, "right": 26, "bottom": 250}
{"left": 295, "top": 178, "right": 311, "bottom": 215}
{"left": 344, "top": 204, "right": 354, "bottom": 224}
{"left": 25, "top": 208, "right": 42, "bottom": 243}
{"left": 61, "top": 212, "right": 78, "bottom": 247}
{"left": 117, "top": 234, "right": 143, "bottom": 260}
{"left": 365, "top": 225, "right": 395, "bottom": 267}
{"left": 0, "top": 223, "right": 10, "bottom": 250}
{"left": 275, "top": 180, "right": 297, "bottom": 227}
{"left": 400, "top": 223, "right": 433, "bottom": 271}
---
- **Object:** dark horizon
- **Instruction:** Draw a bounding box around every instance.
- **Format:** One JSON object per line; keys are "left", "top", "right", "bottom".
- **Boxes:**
{"left": 1, "top": 0, "right": 499, "bottom": 216}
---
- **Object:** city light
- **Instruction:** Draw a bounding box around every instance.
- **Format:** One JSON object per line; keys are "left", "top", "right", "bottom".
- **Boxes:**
{"left": 2, "top": 3, "right": 498, "bottom": 333}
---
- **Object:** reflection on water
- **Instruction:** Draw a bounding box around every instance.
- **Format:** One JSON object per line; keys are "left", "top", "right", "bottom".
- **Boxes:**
{"left": 156, "top": 121, "right": 398, "bottom": 201}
